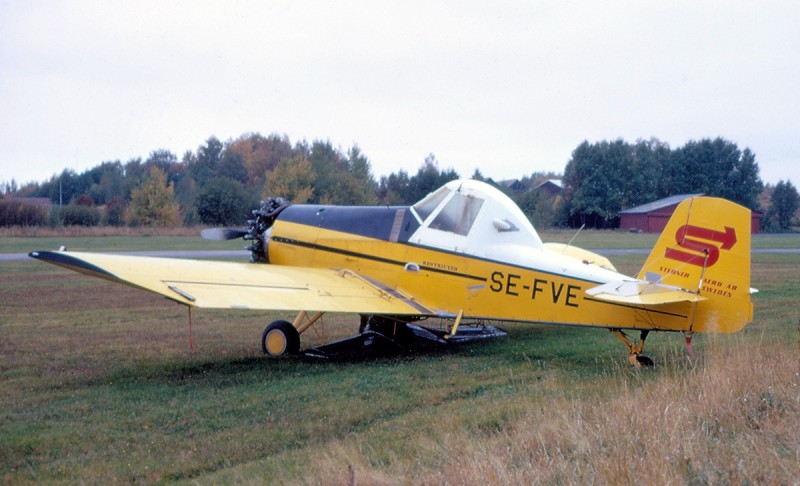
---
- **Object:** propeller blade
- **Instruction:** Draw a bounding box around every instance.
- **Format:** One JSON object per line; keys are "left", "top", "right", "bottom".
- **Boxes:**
{"left": 200, "top": 228, "right": 249, "bottom": 241}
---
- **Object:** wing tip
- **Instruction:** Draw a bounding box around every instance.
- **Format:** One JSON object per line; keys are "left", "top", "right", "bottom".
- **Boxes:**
{"left": 28, "top": 250, "right": 118, "bottom": 280}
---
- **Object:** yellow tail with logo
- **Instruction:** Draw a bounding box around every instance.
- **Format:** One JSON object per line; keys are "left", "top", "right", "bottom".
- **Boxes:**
{"left": 638, "top": 196, "right": 753, "bottom": 333}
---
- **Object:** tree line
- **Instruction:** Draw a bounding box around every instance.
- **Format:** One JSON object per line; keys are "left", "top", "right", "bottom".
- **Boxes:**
{"left": 559, "top": 138, "right": 796, "bottom": 231}
{"left": 1, "top": 133, "right": 797, "bottom": 231}
{"left": 0, "top": 134, "right": 464, "bottom": 228}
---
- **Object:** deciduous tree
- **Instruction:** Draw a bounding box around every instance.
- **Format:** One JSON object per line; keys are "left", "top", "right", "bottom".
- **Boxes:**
{"left": 331, "top": 146, "right": 377, "bottom": 205}
{"left": 377, "top": 170, "right": 412, "bottom": 205}
{"left": 767, "top": 180, "right": 798, "bottom": 231}
{"left": 189, "top": 137, "right": 224, "bottom": 186}
{"left": 126, "top": 167, "right": 181, "bottom": 226}
{"left": 407, "top": 154, "right": 459, "bottom": 203}
{"left": 562, "top": 140, "right": 629, "bottom": 228}
{"left": 196, "top": 177, "right": 255, "bottom": 226}
{"left": 264, "top": 156, "right": 315, "bottom": 203}
{"left": 666, "top": 138, "right": 762, "bottom": 209}
{"left": 227, "top": 133, "right": 293, "bottom": 187}
{"left": 218, "top": 151, "right": 248, "bottom": 184}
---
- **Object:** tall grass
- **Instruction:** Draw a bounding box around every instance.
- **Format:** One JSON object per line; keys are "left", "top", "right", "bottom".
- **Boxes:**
{"left": 302, "top": 334, "right": 799, "bottom": 485}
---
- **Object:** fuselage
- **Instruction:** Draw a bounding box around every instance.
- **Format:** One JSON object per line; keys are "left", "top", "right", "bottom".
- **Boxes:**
{"left": 265, "top": 203, "right": 691, "bottom": 332}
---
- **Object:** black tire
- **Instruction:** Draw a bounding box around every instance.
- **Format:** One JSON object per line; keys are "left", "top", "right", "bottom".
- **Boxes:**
{"left": 636, "top": 355, "right": 655, "bottom": 367}
{"left": 261, "top": 320, "right": 300, "bottom": 357}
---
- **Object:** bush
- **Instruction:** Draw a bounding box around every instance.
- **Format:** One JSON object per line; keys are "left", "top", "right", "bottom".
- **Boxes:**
{"left": 59, "top": 203, "right": 101, "bottom": 226}
{"left": 0, "top": 200, "right": 48, "bottom": 227}
{"left": 103, "top": 196, "right": 126, "bottom": 226}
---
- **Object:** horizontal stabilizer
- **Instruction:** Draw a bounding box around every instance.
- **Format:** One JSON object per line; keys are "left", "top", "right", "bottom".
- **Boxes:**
{"left": 586, "top": 280, "right": 707, "bottom": 305}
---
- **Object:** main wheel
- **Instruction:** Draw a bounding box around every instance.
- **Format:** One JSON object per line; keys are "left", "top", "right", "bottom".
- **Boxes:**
{"left": 635, "top": 355, "right": 654, "bottom": 367}
{"left": 261, "top": 320, "right": 300, "bottom": 357}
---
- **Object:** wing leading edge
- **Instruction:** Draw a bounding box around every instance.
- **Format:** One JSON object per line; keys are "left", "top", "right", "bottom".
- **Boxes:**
{"left": 28, "top": 250, "right": 432, "bottom": 315}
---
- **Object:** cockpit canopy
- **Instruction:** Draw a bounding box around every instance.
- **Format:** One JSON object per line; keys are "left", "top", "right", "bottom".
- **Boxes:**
{"left": 413, "top": 186, "right": 484, "bottom": 236}
{"left": 408, "top": 179, "right": 543, "bottom": 256}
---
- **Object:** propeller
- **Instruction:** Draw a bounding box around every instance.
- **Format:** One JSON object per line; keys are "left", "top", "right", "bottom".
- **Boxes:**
{"left": 200, "top": 228, "right": 249, "bottom": 241}
{"left": 201, "top": 197, "right": 290, "bottom": 262}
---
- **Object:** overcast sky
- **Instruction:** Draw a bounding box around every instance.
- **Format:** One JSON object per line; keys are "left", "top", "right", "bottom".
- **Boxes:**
{"left": 1, "top": 1, "right": 798, "bottom": 188}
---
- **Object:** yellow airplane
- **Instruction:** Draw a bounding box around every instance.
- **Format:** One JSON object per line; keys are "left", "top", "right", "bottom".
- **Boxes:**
{"left": 29, "top": 179, "right": 754, "bottom": 366}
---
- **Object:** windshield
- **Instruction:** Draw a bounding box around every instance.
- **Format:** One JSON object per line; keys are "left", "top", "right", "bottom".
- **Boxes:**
{"left": 412, "top": 187, "right": 450, "bottom": 222}
{"left": 430, "top": 192, "right": 484, "bottom": 236}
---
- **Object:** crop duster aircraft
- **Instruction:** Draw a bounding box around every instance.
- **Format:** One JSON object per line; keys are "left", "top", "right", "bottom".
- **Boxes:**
{"left": 30, "top": 180, "right": 754, "bottom": 366}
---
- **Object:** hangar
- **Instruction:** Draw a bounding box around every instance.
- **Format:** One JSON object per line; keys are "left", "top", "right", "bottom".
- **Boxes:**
{"left": 619, "top": 194, "right": 762, "bottom": 233}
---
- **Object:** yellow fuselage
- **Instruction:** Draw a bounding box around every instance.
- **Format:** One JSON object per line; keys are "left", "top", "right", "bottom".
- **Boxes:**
{"left": 268, "top": 221, "right": 691, "bottom": 332}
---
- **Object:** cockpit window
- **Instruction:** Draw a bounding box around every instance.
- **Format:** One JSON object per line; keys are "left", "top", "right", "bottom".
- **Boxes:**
{"left": 412, "top": 187, "right": 450, "bottom": 222}
{"left": 430, "top": 193, "right": 484, "bottom": 236}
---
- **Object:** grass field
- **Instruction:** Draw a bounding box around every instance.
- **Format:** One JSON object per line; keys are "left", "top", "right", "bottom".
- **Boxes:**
{"left": 0, "top": 227, "right": 243, "bottom": 253}
{"left": 1, "top": 234, "right": 798, "bottom": 484}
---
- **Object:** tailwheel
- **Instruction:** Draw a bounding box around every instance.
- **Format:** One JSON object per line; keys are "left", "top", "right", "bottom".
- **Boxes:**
{"left": 262, "top": 320, "right": 300, "bottom": 357}
{"left": 610, "top": 329, "right": 654, "bottom": 368}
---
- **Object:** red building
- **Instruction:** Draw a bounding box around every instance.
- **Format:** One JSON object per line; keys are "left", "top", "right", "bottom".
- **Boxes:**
{"left": 619, "top": 194, "right": 702, "bottom": 233}
{"left": 620, "top": 194, "right": 762, "bottom": 233}
{"left": 531, "top": 179, "right": 563, "bottom": 198}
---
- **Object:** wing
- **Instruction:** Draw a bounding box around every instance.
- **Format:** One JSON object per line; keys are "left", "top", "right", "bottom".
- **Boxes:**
{"left": 585, "top": 280, "right": 707, "bottom": 305}
{"left": 29, "top": 250, "right": 432, "bottom": 315}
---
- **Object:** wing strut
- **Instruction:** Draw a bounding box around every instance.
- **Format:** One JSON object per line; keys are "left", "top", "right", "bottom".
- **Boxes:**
{"left": 188, "top": 306, "right": 194, "bottom": 351}
{"left": 447, "top": 310, "right": 465, "bottom": 338}
{"left": 293, "top": 311, "right": 325, "bottom": 334}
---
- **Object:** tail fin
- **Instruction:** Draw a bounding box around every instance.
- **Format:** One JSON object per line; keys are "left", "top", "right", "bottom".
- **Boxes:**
{"left": 638, "top": 196, "right": 753, "bottom": 333}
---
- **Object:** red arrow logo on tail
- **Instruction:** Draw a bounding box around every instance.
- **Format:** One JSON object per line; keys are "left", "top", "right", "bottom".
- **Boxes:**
{"left": 681, "top": 225, "right": 737, "bottom": 250}
{"left": 664, "top": 224, "right": 737, "bottom": 268}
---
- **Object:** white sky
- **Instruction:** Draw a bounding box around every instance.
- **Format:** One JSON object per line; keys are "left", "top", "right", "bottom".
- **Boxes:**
{"left": 1, "top": 1, "right": 798, "bottom": 187}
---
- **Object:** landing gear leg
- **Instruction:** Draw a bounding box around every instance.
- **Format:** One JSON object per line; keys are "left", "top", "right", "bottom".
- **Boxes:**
{"left": 610, "top": 329, "right": 653, "bottom": 368}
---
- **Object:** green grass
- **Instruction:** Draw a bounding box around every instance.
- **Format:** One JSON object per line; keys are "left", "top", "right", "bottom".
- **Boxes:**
{"left": 1, "top": 246, "right": 798, "bottom": 483}
{"left": 0, "top": 236, "right": 244, "bottom": 253}
{"left": 3, "top": 230, "right": 796, "bottom": 254}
